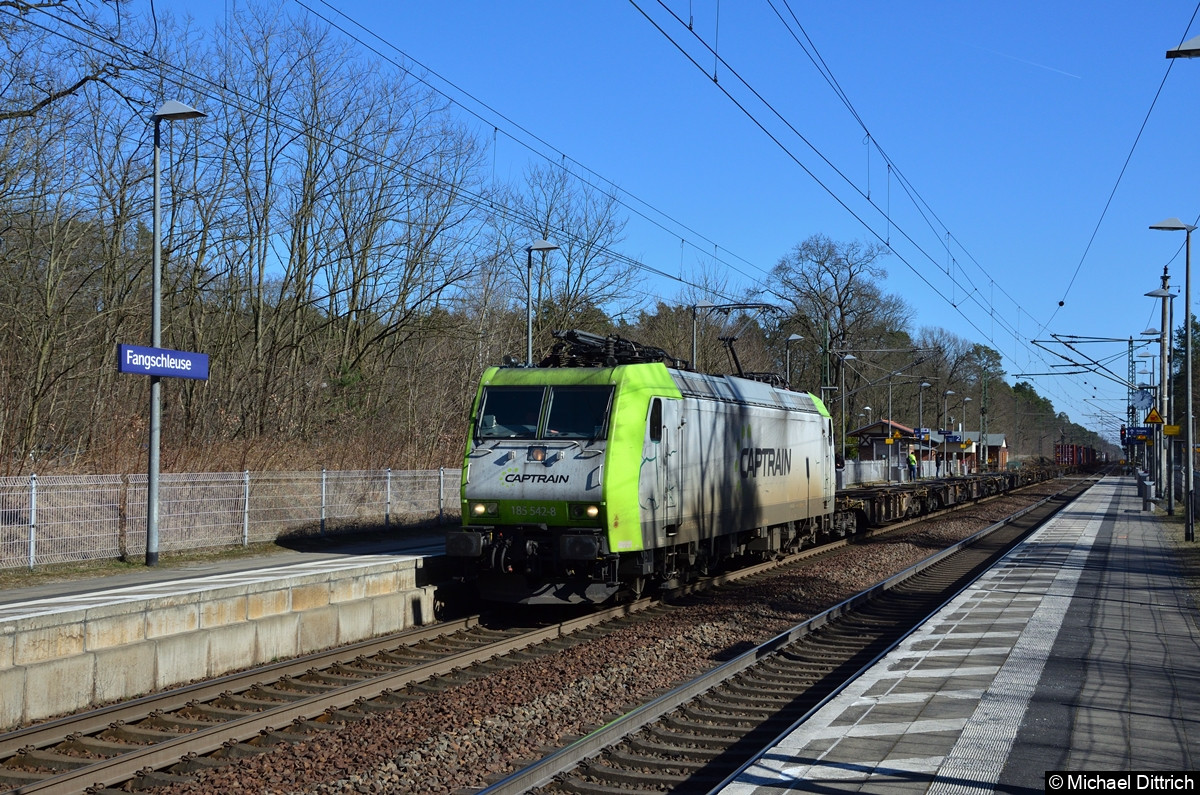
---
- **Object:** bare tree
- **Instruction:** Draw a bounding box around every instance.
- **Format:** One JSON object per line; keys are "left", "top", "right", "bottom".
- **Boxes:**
{"left": 498, "top": 165, "right": 636, "bottom": 360}
{"left": 769, "top": 234, "right": 911, "bottom": 387}
{"left": 0, "top": 1, "right": 133, "bottom": 123}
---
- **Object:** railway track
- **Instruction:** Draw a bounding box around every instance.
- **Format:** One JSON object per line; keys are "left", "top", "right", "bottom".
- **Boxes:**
{"left": 480, "top": 478, "right": 1094, "bottom": 795}
{"left": 0, "top": 479, "right": 1079, "bottom": 794}
{"left": 0, "top": 553, "right": 817, "bottom": 793}
{"left": 0, "top": 605, "right": 660, "bottom": 793}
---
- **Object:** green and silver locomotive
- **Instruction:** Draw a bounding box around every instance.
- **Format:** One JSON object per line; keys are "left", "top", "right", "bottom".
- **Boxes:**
{"left": 446, "top": 331, "right": 850, "bottom": 604}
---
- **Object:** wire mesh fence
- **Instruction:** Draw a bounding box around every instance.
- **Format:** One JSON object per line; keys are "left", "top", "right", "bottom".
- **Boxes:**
{"left": 0, "top": 468, "right": 456, "bottom": 570}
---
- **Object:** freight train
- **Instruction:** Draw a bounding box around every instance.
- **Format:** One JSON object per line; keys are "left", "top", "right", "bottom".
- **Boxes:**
{"left": 1055, "top": 443, "right": 1100, "bottom": 468}
{"left": 446, "top": 330, "right": 1047, "bottom": 605}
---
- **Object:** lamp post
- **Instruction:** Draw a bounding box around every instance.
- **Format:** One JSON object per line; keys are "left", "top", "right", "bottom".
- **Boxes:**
{"left": 784, "top": 334, "right": 804, "bottom": 388}
{"left": 526, "top": 239, "right": 559, "bottom": 367}
{"left": 918, "top": 381, "right": 931, "bottom": 473}
{"left": 1147, "top": 281, "right": 1175, "bottom": 514}
{"left": 1138, "top": 348, "right": 1161, "bottom": 495}
{"left": 886, "top": 372, "right": 902, "bottom": 480}
{"left": 147, "top": 100, "right": 206, "bottom": 567}
{"left": 963, "top": 396, "right": 973, "bottom": 474}
{"left": 840, "top": 354, "right": 856, "bottom": 461}
{"left": 943, "top": 389, "right": 955, "bottom": 476}
{"left": 1150, "top": 218, "right": 1195, "bottom": 541}
{"left": 863, "top": 405, "right": 872, "bottom": 462}
{"left": 1162, "top": 35, "right": 1200, "bottom": 536}
{"left": 918, "top": 381, "right": 931, "bottom": 437}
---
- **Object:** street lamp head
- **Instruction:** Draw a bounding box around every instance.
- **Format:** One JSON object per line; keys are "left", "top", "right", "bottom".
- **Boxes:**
{"left": 944, "top": 389, "right": 955, "bottom": 397}
{"left": 526, "top": 238, "right": 560, "bottom": 254}
{"left": 963, "top": 396, "right": 973, "bottom": 403}
{"left": 1167, "top": 34, "right": 1200, "bottom": 58}
{"left": 787, "top": 333, "right": 803, "bottom": 342}
{"left": 153, "top": 100, "right": 206, "bottom": 122}
{"left": 1146, "top": 288, "right": 1173, "bottom": 298}
{"left": 1141, "top": 328, "right": 1160, "bottom": 337}
{"left": 1150, "top": 217, "right": 1198, "bottom": 233}
{"left": 920, "top": 381, "right": 931, "bottom": 388}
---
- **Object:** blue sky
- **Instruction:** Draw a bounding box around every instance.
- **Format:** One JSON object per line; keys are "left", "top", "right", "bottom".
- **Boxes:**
{"left": 178, "top": 1, "right": 1200, "bottom": 439}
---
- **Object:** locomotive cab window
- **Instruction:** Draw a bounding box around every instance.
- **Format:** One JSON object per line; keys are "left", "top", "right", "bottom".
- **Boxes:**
{"left": 477, "top": 387, "right": 546, "bottom": 439}
{"left": 649, "top": 399, "right": 663, "bottom": 443}
{"left": 545, "top": 386, "right": 613, "bottom": 439}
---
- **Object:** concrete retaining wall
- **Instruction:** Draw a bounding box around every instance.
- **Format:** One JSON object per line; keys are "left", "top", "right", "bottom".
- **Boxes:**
{"left": 0, "top": 558, "right": 435, "bottom": 728}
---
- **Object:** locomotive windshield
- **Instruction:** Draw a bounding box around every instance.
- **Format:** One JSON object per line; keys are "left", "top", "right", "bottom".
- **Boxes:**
{"left": 476, "top": 385, "right": 613, "bottom": 440}
{"left": 545, "top": 386, "right": 613, "bottom": 439}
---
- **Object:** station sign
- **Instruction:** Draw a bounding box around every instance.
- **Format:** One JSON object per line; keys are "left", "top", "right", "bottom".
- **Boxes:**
{"left": 117, "top": 344, "right": 209, "bottom": 380}
{"left": 1127, "top": 427, "right": 1150, "bottom": 438}
{"left": 943, "top": 434, "right": 961, "bottom": 443}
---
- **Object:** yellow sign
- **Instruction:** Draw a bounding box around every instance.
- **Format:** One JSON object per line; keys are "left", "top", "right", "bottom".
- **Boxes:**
{"left": 1145, "top": 407, "right": 1164, "bottom": 424}
{"left": 885, "top": 438, "right": 894, "bottom": 445}
{"left": 893, "top": 430, "right": 901, "bottom": 438}
{"left": 1165, "top": 425, "right": 1181, "bottom": 436}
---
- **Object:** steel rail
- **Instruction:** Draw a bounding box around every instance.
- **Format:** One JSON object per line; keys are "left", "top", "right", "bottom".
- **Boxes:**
{"left": 1, "top": 603, "right": 657, "bottom": 793}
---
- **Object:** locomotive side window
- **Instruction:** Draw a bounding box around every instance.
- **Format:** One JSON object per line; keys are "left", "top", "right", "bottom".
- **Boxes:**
{"left": 477, "top": 387, "right": 546, "bottom": 438}
{"left": 545, "top": 386, "right": 614, "bottom": 439}
{"left": 649, "top": 399, "right": 663, "bottom": 443}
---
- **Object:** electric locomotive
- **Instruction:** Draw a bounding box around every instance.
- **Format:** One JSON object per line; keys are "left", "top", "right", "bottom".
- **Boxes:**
{"left": 446, "top": 330, "right": 853, "bottom": 605}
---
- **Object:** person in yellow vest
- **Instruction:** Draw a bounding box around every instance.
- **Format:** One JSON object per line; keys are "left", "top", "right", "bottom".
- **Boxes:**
{"left": 907, "top": 449, "right": 918, "bottom": 480}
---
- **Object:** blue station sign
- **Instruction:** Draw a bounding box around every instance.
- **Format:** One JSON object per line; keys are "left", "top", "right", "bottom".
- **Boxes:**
{"left": 118, "top": 344, "right": 209, "bottom": 380}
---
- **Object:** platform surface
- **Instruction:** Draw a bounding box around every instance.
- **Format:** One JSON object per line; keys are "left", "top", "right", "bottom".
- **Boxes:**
{"left": 0, "top": 530, "right": 444, "bottom": 622}
{"left": 719, "top": 475, "right": 1200, "bottom": 794}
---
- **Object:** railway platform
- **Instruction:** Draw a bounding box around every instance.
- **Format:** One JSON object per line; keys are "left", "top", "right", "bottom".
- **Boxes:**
{"left": 0, "top": 530, "right": 445, "bottom": 728}
{"left": 718, "top": 474, "right": 1200, "bottom": 794}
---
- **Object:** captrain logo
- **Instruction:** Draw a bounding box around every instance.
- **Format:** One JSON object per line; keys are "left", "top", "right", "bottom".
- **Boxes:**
{"left": 739, "top": 447, "right": 792, "bottom": 477}
{"left": 500, "top": 466, "right": 570, "bottom": 485}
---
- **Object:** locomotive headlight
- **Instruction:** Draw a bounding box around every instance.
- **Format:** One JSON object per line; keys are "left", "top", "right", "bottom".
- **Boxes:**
{"left": 528, "top": 446, "right": 547, "bottom": 462}
{"left": 470, "top": 501, "right": 499, "bottom": 518}
{"left": 568, "top": 503, "right": 602, "bottom": 520}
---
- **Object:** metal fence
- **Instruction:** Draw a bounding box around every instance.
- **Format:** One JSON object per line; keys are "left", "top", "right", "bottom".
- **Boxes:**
{"left": 0, "top": 468, "right": 456, "bottom": 570}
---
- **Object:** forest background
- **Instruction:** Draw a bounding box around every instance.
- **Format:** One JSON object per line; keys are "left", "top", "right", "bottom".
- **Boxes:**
{"left": 0, "top": 1, "right": 1115, "bottom": 477}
